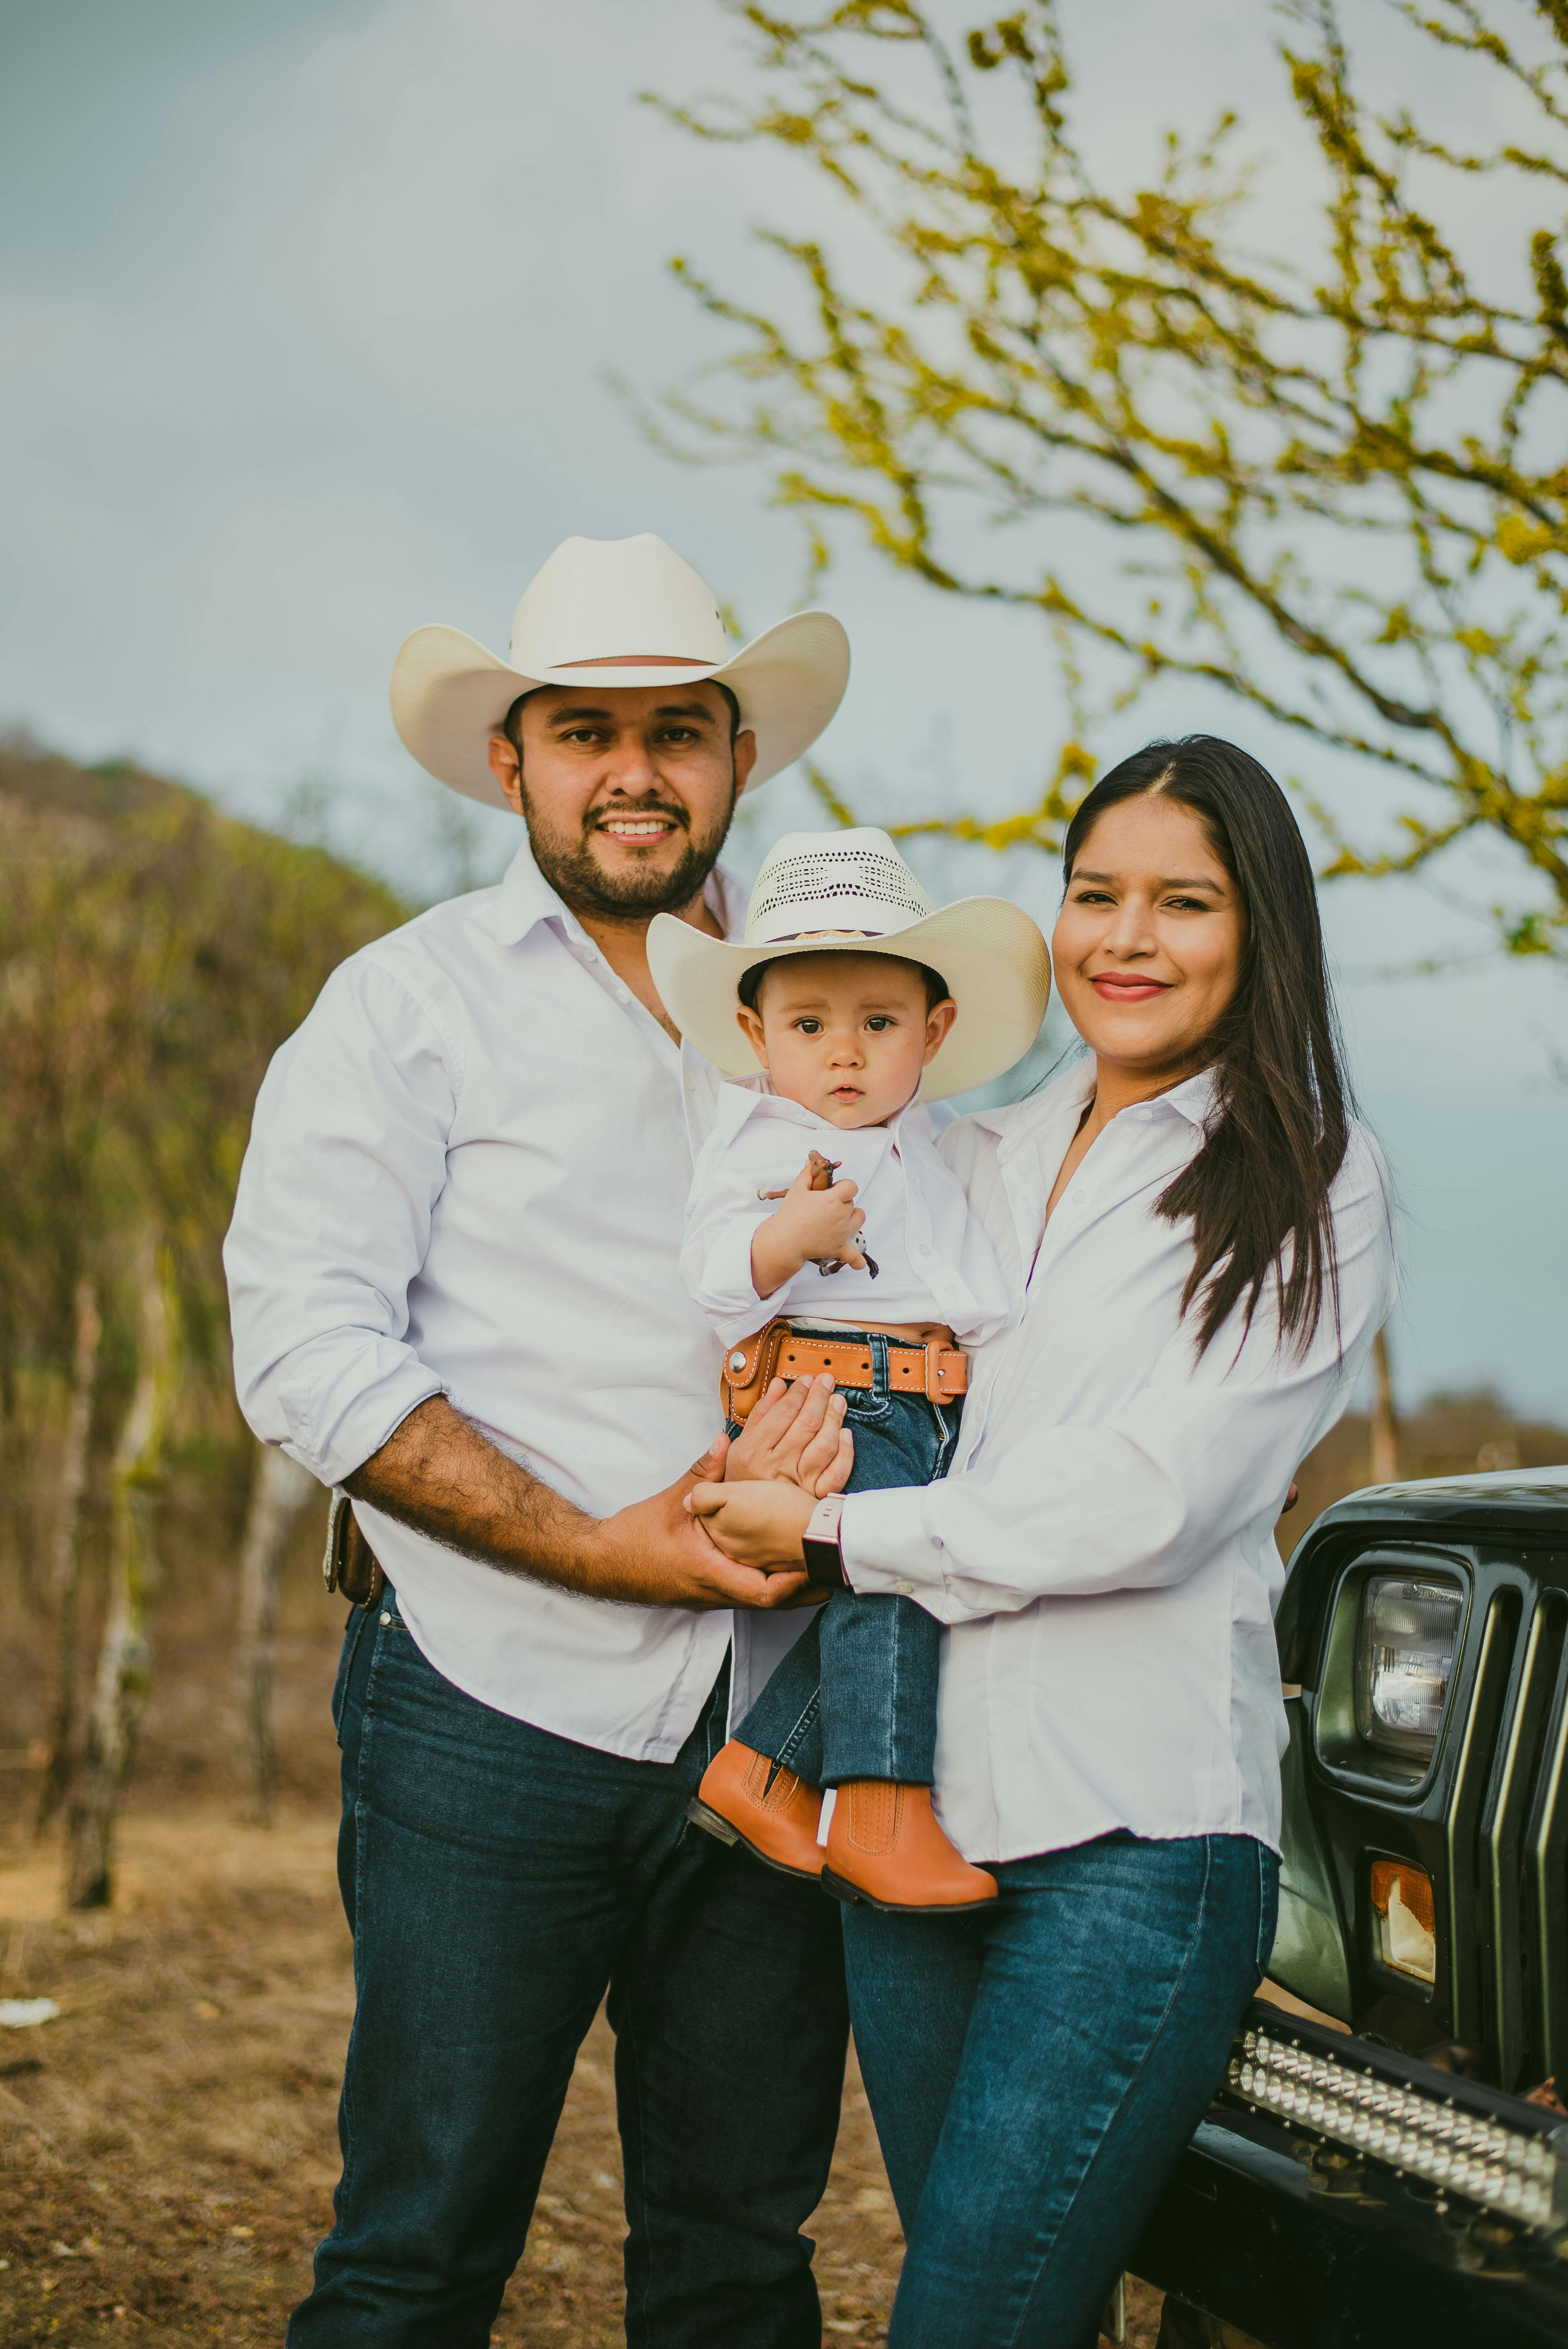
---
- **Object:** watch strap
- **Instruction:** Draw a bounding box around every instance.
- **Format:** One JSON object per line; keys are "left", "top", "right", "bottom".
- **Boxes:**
{"left": 802, "top": 1494, "right": 846, "bottom": 1588}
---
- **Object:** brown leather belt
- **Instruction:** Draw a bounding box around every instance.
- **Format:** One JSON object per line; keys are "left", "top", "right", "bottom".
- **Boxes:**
{"left": 721, "top": 1317, "right": 968, "bottom": 1424}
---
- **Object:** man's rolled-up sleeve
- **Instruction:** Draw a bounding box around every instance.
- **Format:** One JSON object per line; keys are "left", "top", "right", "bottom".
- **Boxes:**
{"left": 224, "top": 958, "right": 458, "bottom": 1486}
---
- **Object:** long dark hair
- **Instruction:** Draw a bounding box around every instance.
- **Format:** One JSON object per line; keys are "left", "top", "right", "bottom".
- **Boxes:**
{"left": 1061, "top": 736, "right": 1353, "bottom": 1358}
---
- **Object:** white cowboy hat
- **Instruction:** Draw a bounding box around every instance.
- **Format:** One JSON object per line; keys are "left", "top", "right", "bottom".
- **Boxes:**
{"left": 647, "top": 828, "right": 1051, "bottom": 1102}
{"left": 389, "top": 533, "right": 850, "bottom": 808}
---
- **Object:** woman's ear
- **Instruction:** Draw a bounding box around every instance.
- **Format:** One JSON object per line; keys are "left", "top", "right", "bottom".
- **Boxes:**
{"left": 736, "top": 1004, "right": 770, "bottom": 1068}
{"left": 922, "top": 999, "right": 958, "bottom": 1066}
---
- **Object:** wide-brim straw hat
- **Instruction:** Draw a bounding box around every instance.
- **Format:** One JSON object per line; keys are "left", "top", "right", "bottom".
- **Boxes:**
{"left": 390, "top": 532, "right": 850, "bottom": 808}
{"left": 647, "top": 828, "right": 1051, "bottom": 1103}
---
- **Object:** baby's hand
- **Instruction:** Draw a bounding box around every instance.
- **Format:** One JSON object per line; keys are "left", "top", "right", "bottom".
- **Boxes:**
{"left": 751, "top": 1157, "right": 867, "bottom": 1297}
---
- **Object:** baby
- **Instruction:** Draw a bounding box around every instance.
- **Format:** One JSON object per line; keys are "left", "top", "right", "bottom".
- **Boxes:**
{"left": 648, "top": 829, "right": 1051, "bottom": 1912}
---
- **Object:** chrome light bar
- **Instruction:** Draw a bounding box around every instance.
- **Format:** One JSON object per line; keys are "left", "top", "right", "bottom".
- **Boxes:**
{"left": 1225, "top": 2019, "right": 1568, "bottom": 2232}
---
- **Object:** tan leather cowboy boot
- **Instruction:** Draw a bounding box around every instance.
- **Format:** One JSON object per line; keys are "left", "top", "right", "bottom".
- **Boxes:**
{"left": 687, "top": 1740, "right": 825, "bottom": 1881}
{"left": 822, "top": 1782, "right": 997, "bottom": 1912}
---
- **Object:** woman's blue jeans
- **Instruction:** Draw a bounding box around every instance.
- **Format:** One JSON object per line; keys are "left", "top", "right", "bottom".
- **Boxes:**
{"left": 733, "top": 1329, "right": 959, "bottom": 1787}
{"left": 845, "top": 1829, "right": 1278, "bottom": 2349}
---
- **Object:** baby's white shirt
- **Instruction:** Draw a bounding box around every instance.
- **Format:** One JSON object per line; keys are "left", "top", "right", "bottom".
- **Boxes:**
{"left": 682, "top": 1082, "right": 1012, "bottom": 1350}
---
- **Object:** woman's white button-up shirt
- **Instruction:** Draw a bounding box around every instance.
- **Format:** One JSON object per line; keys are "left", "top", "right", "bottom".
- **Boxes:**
{"left": 841, "top": 1061, "right": 1399, "bottom": 1864}
{"left": 224, "top": 842, "right": 806, "bottom": 1760}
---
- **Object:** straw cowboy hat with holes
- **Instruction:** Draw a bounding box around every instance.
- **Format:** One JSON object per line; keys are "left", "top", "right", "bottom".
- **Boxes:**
{"left": 647, "top": 828, "right": 1052, "bottom": 1103}
{"left": 390, "top": 533, "right": 851, "bottom": 808}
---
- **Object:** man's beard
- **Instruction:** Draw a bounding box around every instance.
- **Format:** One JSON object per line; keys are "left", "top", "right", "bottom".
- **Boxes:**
{"left": 520, "top": 785, "right": 735, "bottom": 921}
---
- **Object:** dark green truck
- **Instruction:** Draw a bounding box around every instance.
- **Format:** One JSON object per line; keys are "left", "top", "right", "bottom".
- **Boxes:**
{"left": 1130, "top": 1464, "right": 1568, "bottom": 2349}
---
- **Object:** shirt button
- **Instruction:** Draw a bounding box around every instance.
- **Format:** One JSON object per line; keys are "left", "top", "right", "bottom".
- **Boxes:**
{"left": 615, "top": 986, "right": 630, "bottom": 1004}
{"left": 1071, "top": 1187, "right": 1086, "bottom": 1203}
{"left": 895, "top": 1580, "right": 914, "bottom": 1596}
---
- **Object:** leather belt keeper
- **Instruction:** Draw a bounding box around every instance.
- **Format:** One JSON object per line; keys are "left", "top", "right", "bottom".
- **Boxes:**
{"left": 323, "top": 1492, "right": 386, "bottom": 1610}
{"left": 721, "top": 1317, "right": 969, "bottom": 1424}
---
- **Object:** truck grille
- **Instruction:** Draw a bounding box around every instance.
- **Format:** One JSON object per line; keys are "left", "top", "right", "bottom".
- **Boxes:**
{"left": 1448, "top": 1585, "right": 1568, "bottom": 2089}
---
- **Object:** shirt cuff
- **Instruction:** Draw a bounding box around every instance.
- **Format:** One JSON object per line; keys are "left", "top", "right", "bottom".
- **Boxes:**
{"left": 839, "top": 1485, "right": 952, "bottom": 1613}
{"left": 277, "top": 1346, "right": 447, "bottom": 1487}
{"left": 695, "top": 1218, "right": 773, "bottom": 1345}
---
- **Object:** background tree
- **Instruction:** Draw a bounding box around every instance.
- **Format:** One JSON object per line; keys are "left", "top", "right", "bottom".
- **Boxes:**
{"left": 0, "top": 740, "right": 404, "bottom": 1899}
{"left": 233, "top": 1442, "right": 320, "bottom": 1826}
{"left": 651, "top": 0, "right": 1568, "bottom": 966}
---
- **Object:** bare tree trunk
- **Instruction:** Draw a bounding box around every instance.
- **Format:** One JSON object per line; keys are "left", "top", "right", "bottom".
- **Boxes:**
{"left": 66, "top": 1241, "right": 177, "bottom": 1910}
{"left": 0, "top": 1312, "right": 40, "bottom": 1613}
{"left": 233, "top": 1444, "right": 317, "bottom": 1824}
{"left": 1370, "top": 1325, "right": 1402, "bottom": 1486}
{"left": 34, "top": 1281, "right": 102, "bottom": 1835}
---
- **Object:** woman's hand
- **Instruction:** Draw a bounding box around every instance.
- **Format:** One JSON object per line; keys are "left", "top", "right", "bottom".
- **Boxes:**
{"left": 724, "top": 1374, "right": 854, "bottom": 1496}
{"left": 686, "top": 1477, "right": 816, "bottom": 1572}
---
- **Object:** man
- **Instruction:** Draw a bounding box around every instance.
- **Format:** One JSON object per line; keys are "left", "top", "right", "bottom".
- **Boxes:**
{"left": 225, "top": 533, "right": 853, "bottom": 2347}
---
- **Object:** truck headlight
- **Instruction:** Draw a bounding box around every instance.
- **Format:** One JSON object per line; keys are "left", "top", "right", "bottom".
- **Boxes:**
{"left": 1355, "top": 1574, "right": 1462, "bottom": 1759}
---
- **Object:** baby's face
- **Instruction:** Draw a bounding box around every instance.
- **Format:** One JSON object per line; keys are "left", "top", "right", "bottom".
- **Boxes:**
{"left": 737, "top": 952, "right": 956, "bottom": 1128}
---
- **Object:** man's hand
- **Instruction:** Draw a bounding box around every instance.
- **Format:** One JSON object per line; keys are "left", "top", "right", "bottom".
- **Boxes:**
{"left": 345, "top": 1395, "right": 819, "bottom": 1611}
{"left": 587, "top": 1450, "right": 820, "bottom": 1611}
{"left": 726, "top": 1374, "right": 854, "bottom": 1497}
{"left": 751, "top": 1158, "right": 867, "bottom": 1298}
{"left": 686, "top": 1478, "right": 816, "bottom": 1572}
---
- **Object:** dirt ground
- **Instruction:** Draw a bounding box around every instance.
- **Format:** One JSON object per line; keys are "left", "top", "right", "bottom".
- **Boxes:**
{"left": 0, "top": 1793, "right": 1165, "bottom": 2348}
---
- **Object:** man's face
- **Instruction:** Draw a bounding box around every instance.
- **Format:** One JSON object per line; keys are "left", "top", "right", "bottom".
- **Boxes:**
{"left": 486, "top": 682, "right": 756, "bottom": 920}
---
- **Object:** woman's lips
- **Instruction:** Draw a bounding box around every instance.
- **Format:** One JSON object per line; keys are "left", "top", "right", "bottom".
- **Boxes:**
{"left": 1089, "top": 974, "right": 1171, "bottom": 1002}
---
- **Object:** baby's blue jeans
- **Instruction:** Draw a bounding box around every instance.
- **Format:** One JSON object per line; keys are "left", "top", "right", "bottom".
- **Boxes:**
{"left": 732, "top": 1325, "right": 959, "bottom": 1786}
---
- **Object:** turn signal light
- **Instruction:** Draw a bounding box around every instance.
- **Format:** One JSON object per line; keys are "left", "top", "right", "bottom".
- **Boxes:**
{"left": 1371, "top": 1858, "right": 1436, "bottom": 1983}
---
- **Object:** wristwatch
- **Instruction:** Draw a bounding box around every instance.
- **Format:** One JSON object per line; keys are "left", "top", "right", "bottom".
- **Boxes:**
{"left": 802, "top": 1494, "right": 846, "bottom": 1588}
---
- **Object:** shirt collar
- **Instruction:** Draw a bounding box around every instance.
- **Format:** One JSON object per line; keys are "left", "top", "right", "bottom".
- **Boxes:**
{"left": 1157, "top": 1066, "right": 1220, "bottom": 1128}
{"left": 712, "top": 1077, "right": 780, "bottom": 1143}
{"left": 491, "top": 839, "right": 567, "bottom": 946}
{"left": 490, "top": 840, "right": 747, "bottom": 949}
{"left": 710, "top": 1081, "right": 920, "bottom": 1148}
{"left": 963, "top": 1055, "right": 1218, "bottom": 1146}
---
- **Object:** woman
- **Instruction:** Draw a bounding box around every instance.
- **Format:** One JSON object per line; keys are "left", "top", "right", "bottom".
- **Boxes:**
{"left": 690, "top": 736, "right": 1397, "bottom": 2349}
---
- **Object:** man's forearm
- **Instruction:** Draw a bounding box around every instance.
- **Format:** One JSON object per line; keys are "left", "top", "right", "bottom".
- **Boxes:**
{"left": 342, "top": 1391, "right": 826, "bottom": 1617}
{"left": 343, "top": 1395, "right": 606, "bottom": 1594}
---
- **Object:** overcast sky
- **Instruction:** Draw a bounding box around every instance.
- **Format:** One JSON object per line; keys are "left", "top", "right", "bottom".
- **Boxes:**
{"left": 4, "top": 0, "right": 1566, "bottom": 1419}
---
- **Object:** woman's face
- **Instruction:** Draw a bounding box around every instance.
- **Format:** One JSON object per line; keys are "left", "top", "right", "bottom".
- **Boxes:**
{"left": 1052, "top": 795, "right": 1245, "bottom": 1082}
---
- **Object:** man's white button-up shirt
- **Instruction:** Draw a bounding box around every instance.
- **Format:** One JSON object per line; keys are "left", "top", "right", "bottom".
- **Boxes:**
{"left": 225, "top": 841, "right": 800, "bottom": 1760}
{"left": 841, "top": 1061, "right": 1400, "bottom": 1864}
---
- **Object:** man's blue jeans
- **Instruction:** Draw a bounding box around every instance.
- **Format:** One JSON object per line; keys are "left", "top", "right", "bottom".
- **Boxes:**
{"left": 844, "top": 1830, "right": 1279, "bottom": 2349}
{"left": 733, "top": 1330, "right": 960, "bottom": 1787}
{"left": 289, "top": 1592, "right": 849, "bottom": 2348}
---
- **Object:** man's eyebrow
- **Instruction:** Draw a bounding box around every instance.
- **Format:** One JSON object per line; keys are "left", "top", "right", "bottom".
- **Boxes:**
{"left": 544, "top": 700, "right": 720, "bottom": 727}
